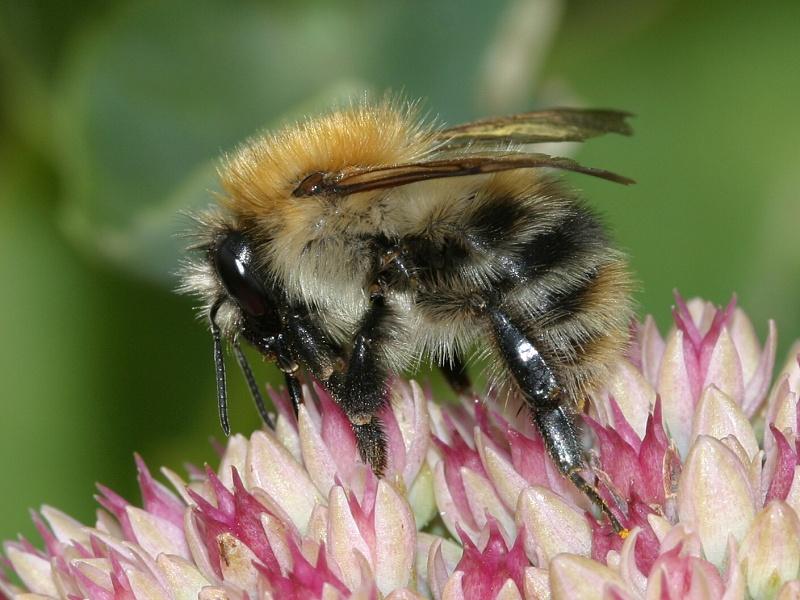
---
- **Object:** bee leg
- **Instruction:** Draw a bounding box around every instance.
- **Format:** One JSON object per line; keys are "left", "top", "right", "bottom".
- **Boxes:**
{"left": 280, "top": 308, "right": 344, "bottom": 415}
{"left": 439, "top": 355, "right": 472, "bottom": 395}
{"left": 335, "top": 287, "right": 393, "bottom": 476}
{"left": 282, "top": 371, "right": 303, "bottom": 416}
{"left": 487, "top": 306, "right": 626, "bottom": 535}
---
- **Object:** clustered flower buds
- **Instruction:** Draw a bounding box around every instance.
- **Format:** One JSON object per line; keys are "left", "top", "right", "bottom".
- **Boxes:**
{"left": 3, "top": 295, "right": 800, "bottom": 599}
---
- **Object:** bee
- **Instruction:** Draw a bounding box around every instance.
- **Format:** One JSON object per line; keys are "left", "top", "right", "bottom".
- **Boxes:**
{"left": 181, "top": 99, "right": 635, "bottom": 533}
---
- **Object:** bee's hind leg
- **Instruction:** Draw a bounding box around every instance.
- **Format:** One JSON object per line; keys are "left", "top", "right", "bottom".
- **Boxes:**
{"left": 486, "top": 305, "right": 627, "bottom": 536}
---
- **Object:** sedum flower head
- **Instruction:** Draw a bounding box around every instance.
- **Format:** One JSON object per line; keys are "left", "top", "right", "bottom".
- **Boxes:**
{"left": 3, "top": 294, "right": 800, "bottom": 600}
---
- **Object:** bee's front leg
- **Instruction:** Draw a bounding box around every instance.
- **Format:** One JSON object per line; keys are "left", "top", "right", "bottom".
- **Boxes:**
{"left": 334, "top": 282, "right": 394, "bottom": 476}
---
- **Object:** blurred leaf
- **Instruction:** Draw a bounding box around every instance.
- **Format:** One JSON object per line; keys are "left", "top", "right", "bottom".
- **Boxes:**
{"left": 53, "top": 0, "right": 511, "bottom": 284}
{"left": 0, "top": 1, "right": 109, "bottom": 158}
{"left": 55, "top": 0, "right": 371, "bottom": 284}
{"left": 0, "top": 148, "right": 104, "bottom": 542}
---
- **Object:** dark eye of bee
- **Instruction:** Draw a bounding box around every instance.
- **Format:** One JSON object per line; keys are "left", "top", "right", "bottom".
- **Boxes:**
{"left": 212, "top": 231, "right": 269, "bottom": 317}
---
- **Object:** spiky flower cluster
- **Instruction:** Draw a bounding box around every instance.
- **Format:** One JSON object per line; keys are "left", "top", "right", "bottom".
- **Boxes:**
{"left": 3, "top": 296, "right": 800, "bottom": 599}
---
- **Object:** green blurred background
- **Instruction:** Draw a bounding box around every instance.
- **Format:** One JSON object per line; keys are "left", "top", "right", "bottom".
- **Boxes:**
{"left": 1, "top": 0, "right": 798, "bottom": 542}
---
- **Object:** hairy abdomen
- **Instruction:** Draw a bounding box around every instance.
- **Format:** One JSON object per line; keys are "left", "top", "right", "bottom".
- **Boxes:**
{"left": 398, "top": 173, "right": 633, "bottom": 405}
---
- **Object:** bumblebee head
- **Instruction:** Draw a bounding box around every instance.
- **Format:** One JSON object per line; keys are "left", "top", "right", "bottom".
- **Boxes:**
{"left": 180, "top": 215, "right": 285, "bottom": 435}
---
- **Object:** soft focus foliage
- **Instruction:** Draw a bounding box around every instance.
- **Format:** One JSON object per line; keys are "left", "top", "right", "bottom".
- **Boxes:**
{"left": 2, "top": 0, "right": 799, "bottom": 546}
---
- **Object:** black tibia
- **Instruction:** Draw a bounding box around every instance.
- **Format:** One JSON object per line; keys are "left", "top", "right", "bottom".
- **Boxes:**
{"left": 283, "top": 372, "right": 303, "bottom": 416}
{"left": 440, "top": 355, "right": 472, "bottom": 395}
{"left": 487, "top": 306, "right": 625, "bottom": 534}
{"left": 337, "top": 288, "right": 392, "bottom": 475}
{"left": 283, "top": 307, "right": 341, "bottom": 381}
{"left": 281, "top": 305, "right": 344, "bottom": 415}
{"left": 272, "top": 335, "right": 303, "bottom": 415}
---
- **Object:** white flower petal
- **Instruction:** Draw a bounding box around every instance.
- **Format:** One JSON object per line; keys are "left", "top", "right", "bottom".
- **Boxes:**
{"left": 739, "top": 501, "right": 800, "bottom": 600}
{"left": 215, "top": 532, "right": 260, "bottom": 590}
{"left": 703, "top": 327, "right": 745, "bottom": 404}
{"left": 549, "top": 555, "right": 627, "bottom": 600}
{"left": 156, "top": 554, "right": 212, "bottom": 600}
{"left": 95, "top": 507, "right": 125, "bottom": 538}
{"left": 374, "top": 480, "right": 416, "bottom": 595}
{"left": 777, "top": 580, "right": 800, "bottom": 600}
{"left": 5, "top": 546, "right": 57, "bottom": 597}
{"left": 305, "top": 503, "right": 329, "bottom": 545}
{"left": 397, "top": 381, "right": 431, "bottom": 489}
{"left": 127, "top": 569, "right": 170, "bottom": 600}
{"left": 432, "top": 460, "right": 473, "bottom": 541}
{"left": 71, "top": 558, "right": 112, "bottom": 591}
{"left": 407, "top": 463, "right": 437, "bottom": 529}
{"left": 425, "top": 537, "right": 448, "bottom": 600}
{"left": 386, "top": 589, "right": 427, "bottom": 600}
{"left": 217, "top": 434, "right": 248, "bottom": 489}
{"left": 524, "top": 567, "right": 550, "bottom": 600}
{"left": 480, "top": 438, "right": 527, "bottom": 510}
{"left": 742, "top": 320, "right": 777, "bottom": 416}
{"left": 495, "top": 578, "right": 523, "bottom": 600}
{"left": 658, "top": 329, "right": 696, "bottom": 456}
{"left": 729, "top": 307, "right": 761, "bottom": 381}
{"left": 646, "top": 514, "right": 673, "bottom": 545}
{"left": 617, "top": 528, "right": 647, "bottom": 596}
{"left": 691, "top": 386, "right": 758, "bottom": 460}
{"left": 722, "top": 538, "right": 746, "bottom": 600}
{"left": 606, "top": 359, "right": 657, "bottom": 438}
{"left": 297, "top": 404, "right": 338, "bottom": 496}
{"left": 772, "top": 390, "right": 799, "bottom": 450}
{"left": 678, "top": 436, "right": 755, "bottom": 566}
{"left": 640, "top": 315, "right": 665, "bottom": 385}
{"left": 183, "top": 510, "right": 218, "bottom": 583}
{"left": 767, "top": 342, "right": 800, "bottom": 416}
{"left": 261, "top": 513, "right": 293, "bottom": 575}
{"left": 440, "top": 570, "right": 465, "bottom": 600}
{"left": 198, "top": 587, "right": 233, "bottom": 600}
{"left": 516, "top": 486, "right": 590, "bottom": 562}
{"left": 427, "top": 401, "right": 449, "bottom": 442}
{"left": 127, "top": 506, "right": 190, "bottom": 559}
{"left": 785, "top": 467, "right": 800, "bottom": 516}
{"left": 160, "top": 468, "right": 194, "bottom": 506}
{"left": 326, "top": 486, "right": 371, "bottom": 591}
{"left": 275, "top": 413, "right": 302, "bottom": 462}
{"left": 461, "top": 467, "right": 514, "bottom": 538}
{"left": 246, "top": 429, "right": 323, "bottom": 534}
{"left": 40, "top": 505, "right": 86, "bottom": 546}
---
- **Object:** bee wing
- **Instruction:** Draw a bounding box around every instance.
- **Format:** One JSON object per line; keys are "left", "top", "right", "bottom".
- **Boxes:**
{"left": 435, "top": 108, "right": 633, "bottom": 149}
{"left": 292, "top": 151, "right": 633, "bottom": 198}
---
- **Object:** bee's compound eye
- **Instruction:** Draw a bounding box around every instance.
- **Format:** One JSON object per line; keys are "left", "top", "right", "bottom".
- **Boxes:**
{"left": 213, "top": 232, "right": 269, "bottom": 317}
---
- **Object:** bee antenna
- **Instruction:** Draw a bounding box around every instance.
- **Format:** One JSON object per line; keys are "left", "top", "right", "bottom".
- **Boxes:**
{"left": 209, "top": 300, "right": 231, "bottom": 436}
{"left": 232, "top": 340, "right": 274, "bottom": 429}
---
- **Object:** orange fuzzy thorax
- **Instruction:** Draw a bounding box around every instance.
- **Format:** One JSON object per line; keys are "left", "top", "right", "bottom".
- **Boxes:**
{"left": 219, "top": 101, "right": 436, "bottom": 221}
